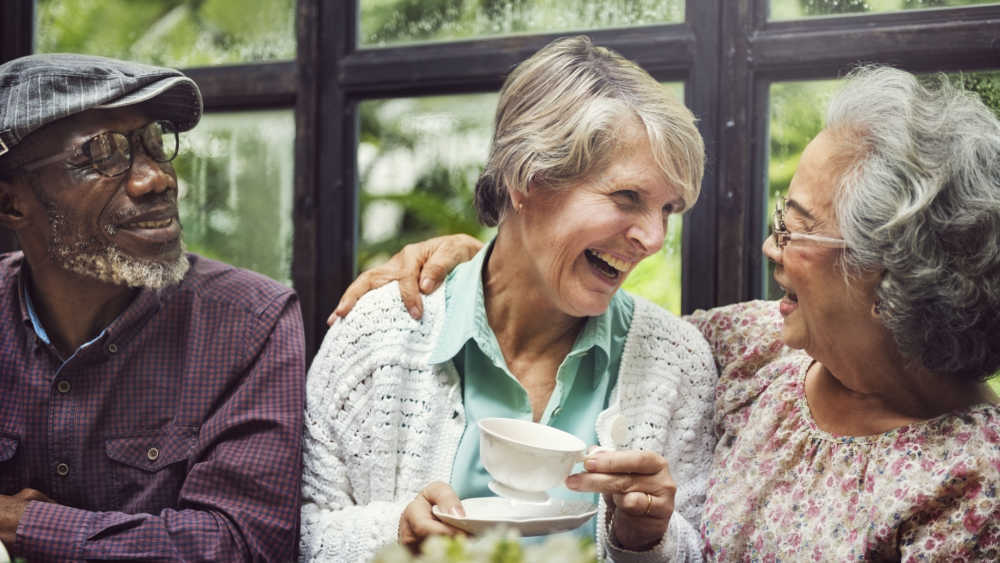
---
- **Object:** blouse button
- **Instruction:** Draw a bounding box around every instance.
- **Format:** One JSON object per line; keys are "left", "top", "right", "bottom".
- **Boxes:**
{"left": 552, "top": 406, "right": 562, "bottom": 418}
{"left": 107, "top": 343, "right": 119, "bottom": 354}
{"left": 55, "top": 463, "right": 69, "bottom": 476}
{"left": 147, "top": 447, "right": 160, "bottom": 462}
{"left": 57, "top": 380, "right": 71, "bottom": 393}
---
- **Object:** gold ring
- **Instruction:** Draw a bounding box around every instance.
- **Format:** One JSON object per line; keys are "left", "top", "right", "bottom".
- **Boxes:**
{"left": 643, "top": 492, "right": 653, "bottom": 516}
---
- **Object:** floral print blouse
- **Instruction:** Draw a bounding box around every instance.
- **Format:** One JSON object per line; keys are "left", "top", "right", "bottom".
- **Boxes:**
{"left": 686, "top": 300, "right": 1000, "bottom": 562}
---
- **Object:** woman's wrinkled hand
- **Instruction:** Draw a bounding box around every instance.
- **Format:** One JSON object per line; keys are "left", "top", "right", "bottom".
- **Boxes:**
{"left": 330, "top": 234, "right": 483, "bottom": 324}
{"left": 398, "top": 481, "right": 467, "bottom": 554}
{"left": 565, "top": 449, "right": 676, "bottom": 552}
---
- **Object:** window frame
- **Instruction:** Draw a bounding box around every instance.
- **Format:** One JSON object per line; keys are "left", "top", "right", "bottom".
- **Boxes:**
{"left": 3, "top": 0, "right": 999, "bottom": 356}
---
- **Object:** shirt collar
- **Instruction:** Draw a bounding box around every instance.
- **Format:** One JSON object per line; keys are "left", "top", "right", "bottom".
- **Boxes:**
{"left": 20, "top": 274, "right": 52, "bottom": 345}
{"left": 428, "top": 239, "right": 493, "bottom": 365}
{"left": 14, "top": 259, "right": 169, "bottom": 355}
{"left": 428, "top": 238, "right": 616, "bottom": 389}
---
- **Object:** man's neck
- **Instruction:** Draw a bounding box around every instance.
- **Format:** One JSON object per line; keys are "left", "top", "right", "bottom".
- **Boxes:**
{"left": 24, "top": 260, "right": 137, "bottom": 356}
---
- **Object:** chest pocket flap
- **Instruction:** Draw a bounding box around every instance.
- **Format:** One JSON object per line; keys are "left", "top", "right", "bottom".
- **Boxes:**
{"left": 105, "top": 426, "right": 198, "bottom": 472}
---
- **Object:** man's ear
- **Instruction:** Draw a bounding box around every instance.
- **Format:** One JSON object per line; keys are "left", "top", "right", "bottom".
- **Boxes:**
{"left": 0, "top": 178, "right": 30, "bottom": 231}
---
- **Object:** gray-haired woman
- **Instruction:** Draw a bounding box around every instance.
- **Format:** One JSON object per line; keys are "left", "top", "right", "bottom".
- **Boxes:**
{"left": 337, "top": 66, "right": 1000, "bottom": 560}
{"left": 301, "top": 36, "right": 717, "bottom": 562}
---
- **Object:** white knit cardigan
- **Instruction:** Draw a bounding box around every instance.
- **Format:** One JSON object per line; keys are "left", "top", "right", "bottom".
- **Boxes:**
{"left": 300, "top": 283, "right": 717, "bottom": 562}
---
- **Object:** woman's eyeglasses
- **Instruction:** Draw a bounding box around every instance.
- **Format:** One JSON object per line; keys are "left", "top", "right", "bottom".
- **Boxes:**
{"left": 771, "top": 200, "right": 846, "bottom": 250}
{"left": 21, "top": 120, "right": 179, "bottom": 178}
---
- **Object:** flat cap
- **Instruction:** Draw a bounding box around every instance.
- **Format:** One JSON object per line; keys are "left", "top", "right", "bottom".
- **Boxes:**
{"left": 0, "top": 53, "right": 203, "bottom": 159}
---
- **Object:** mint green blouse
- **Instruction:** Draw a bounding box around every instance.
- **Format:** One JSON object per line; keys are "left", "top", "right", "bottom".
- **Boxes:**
{"left": 428, "top": 240, "right": 634, "bottom": 540}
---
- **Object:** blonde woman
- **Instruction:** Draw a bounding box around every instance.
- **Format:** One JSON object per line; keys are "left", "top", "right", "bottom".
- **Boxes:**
{"left": 300, "top": 36, "right": 716, "bottom": 562}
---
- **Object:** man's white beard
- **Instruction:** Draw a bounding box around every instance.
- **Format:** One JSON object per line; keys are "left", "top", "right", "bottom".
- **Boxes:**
{"left": 46, "top": 208, "right": 189, "bottom": 290}
{"left": 55, "top": 242, "right": 190, "bottom": 290}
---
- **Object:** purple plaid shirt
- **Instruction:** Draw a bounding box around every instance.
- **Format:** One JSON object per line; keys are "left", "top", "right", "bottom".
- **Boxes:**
{"left": 0, "top": 252, "right": 305, "bottom": 562}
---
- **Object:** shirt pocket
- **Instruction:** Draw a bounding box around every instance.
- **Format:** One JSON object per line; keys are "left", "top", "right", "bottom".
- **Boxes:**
{"left": 0, "top": 433, "right": 20, "bottom": 494}
{"left": 104, "top": 426, "right": 198, "bottom": 513}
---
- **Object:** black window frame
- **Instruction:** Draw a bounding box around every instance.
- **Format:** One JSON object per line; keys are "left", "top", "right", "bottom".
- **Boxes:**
{"left": 4, "top": 0, "right": 1000, "bottom": 357}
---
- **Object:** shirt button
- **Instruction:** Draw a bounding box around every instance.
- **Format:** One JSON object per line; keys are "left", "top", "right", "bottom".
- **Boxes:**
{"left": 57, "top": 380, "right": 71, "bottom": 393}
{"left": 552, "top": 406, "right": 562, "bottom": 417}
{"left": 107, "top": 343, "right": 119, "bottom": 354}
{"left": 56, "top": 463, "right": 69, "bottom": 476}
{"left": 147, "top": 447, "right": 159, "bottom": 461}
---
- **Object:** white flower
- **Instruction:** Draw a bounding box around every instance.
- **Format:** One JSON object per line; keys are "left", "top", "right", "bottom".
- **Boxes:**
{"left": 371, "top": 527, "right": 596, "bottom": 563}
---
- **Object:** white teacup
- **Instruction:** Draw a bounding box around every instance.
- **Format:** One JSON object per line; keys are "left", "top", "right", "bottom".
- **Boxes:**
{"left": 478, "top": 417, "right": 591, "bottom": 502}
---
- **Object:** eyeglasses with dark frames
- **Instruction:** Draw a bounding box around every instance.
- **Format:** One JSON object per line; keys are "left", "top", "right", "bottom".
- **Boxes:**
{"left": 20, "top": 120, "right": 179, "bottom": 178}
{"left": 771, "top": 199, "right": 847, "bottom": 250}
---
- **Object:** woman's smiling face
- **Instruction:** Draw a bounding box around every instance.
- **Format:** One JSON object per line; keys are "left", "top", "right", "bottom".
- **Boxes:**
{"left": 762, "top": 128, "right": 879, "bottom": 356}
{"left": 510, "top": 122, "right": 685, "bottom": 318}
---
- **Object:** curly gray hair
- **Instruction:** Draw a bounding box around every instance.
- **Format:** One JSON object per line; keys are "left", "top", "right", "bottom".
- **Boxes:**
{"left": 474, "top": 35, "right": 704, "bottom": 227}
{"left": 828, "top": 65, "right": 1000, "bottom": 382}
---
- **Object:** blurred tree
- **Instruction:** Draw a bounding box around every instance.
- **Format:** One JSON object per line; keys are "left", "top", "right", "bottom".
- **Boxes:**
{"left": 36, "top": 0, "right": 294, "bottom": 67}
{"left": 799, "top": 0, "right": 870, "bottom": 16}
{"left": 960, "top": 72, "right": 1000, "bottom": 119}
{"left": 359, "top": 0, "right": 682, "bottom": 46}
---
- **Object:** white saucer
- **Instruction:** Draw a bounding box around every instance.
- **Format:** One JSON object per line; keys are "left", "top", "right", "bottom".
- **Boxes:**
{"left": 433, "top": 497, "right": 597, "bottom": 537}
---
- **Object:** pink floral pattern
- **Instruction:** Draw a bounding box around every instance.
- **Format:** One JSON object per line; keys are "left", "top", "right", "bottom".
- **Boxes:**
{"left": 687, "top": 300, "right": 1000, "bottom": 561}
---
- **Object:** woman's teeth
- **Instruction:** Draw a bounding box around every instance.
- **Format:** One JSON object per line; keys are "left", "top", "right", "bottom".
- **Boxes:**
{"left": 589, "top": 250, "right": 632, "bottom": 272}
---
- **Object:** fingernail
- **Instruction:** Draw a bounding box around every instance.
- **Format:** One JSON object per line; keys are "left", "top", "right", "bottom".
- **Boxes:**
{"left": 565, "top": 475, "right": 580, "bottom": 490}
{"left": 584, "top": 458, "right": 598, "bottom": 471}
{"left": 451, "top": 506, "right": 464, "bottom": 517}
{"left": 408, "top": 306, "right": 421, "bottom": 319}
{"left": 420, "top": 278, "right": 432, "bottom": 292}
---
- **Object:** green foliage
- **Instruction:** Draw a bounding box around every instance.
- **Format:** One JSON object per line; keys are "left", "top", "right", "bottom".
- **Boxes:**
{"left": 957, "top": 72, "right": 1000, "bottom": 119}
{"left": 356, "top": 94, "right": 496, "bottom": 271}
{"left": 800, "top": 0, "right": 870, "bottom": 16}
{"left": 173, "top": 111, "right": 295, "bottom": 285}
{"left": 621, "top": 217, "right": 683, "bottom": 314}
{"left": 359, "top": 0, "right": 683, "bottom": 46}
{"left": 36, "top": 0, "right": 295, "bottom": 67}
{"left": 773, "top": 0, "right": 999, "bottom": 19}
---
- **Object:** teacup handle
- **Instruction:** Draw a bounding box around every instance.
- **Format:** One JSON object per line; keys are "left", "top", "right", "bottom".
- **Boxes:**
{"left": 578, "top": 413, "right": 628, "bottom": 462}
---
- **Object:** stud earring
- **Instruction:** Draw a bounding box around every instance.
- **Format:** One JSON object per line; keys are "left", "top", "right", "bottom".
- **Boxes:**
{"left": 872, "top": 299, "right": 882, "bottom": 316}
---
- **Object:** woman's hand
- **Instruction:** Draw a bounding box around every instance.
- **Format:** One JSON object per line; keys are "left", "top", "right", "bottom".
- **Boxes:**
{"left": 330, "top": 234, "right": 484, "bottom": 324}
{"left": 565, "top": 450, "right": 676, "bottom": 551}
{"left": 398, "top": 481, "right": 467, "bottom": 554}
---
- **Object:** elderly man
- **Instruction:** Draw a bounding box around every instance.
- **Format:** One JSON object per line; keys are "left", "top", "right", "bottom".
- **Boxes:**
{"left": 0, "top": 54, "right": 304, "bottom": 561}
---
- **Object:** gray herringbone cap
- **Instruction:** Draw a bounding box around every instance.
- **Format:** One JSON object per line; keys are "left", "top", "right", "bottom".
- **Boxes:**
{"left": 0, "top": 53, "right": 203, "bottom": 159}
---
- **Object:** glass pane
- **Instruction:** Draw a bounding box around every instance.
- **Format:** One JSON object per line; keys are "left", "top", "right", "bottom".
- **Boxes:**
{"left": 175, "top": 110, "right": 295, "bottom": 286}
{"left": 770, "top": 0, "right": 999, "bottom": 20}
{"left": 621, "top": 215, "right": 683, "bottom": 314}
{"left": 762, "top": 71, "right": 1000, "bottom": 299}
{"left": 360, "top": 0, "right": 683, "bottom": 47}
{"left": 358, "top": 83, "right": 684, "bottom": 313}
{"left": 35, "top": 0, "right": 295, "bottom": 66}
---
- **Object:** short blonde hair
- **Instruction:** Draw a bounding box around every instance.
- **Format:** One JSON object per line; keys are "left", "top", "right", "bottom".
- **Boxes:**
{"left": 474, "top": 35, "right": 704, "bottom": 226}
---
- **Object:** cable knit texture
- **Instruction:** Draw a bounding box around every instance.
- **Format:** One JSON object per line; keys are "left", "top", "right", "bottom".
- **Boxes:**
{"left": 300, "top": 283, "right": 717, "bottom": 562}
